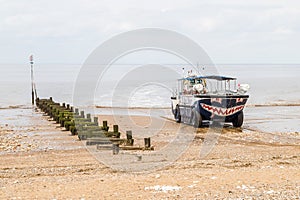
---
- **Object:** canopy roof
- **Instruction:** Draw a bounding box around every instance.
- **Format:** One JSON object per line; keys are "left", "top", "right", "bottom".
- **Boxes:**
{"left": 180, "top": 75, "right": 236, "bottom": 81}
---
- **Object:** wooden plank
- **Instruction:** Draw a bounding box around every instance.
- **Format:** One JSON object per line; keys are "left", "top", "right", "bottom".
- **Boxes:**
{"left": 96, "top": 145, "right": 113, "bottom": 150}
{"left": 86, "top": 137, "right": 127, "bottom": 145}
{"left": 119, "top": 146, "right": 154, "bottom": 151}
{"left": 96, "top": 144, "right": 154, "bottom": 151}
{"left": 88, "top": 137, "right": 126, "bottom": 142}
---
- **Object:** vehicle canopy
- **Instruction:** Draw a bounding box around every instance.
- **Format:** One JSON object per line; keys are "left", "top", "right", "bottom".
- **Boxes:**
{"left": 177, "top": 75, "right": 238, "bottom": 95}
{"left": 179, "top": 75, "right": 236, "bottom": 81}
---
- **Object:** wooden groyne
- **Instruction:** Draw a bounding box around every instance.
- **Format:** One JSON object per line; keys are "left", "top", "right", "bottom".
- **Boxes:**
{"left": 35, "top": 97, "right": 154, "bottom": 153}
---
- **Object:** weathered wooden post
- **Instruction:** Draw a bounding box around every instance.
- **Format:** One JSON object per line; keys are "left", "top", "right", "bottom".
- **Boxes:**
{"left": 126, "top": 130, "right": 134, "bottom": 146}
{"left": 86, "top": 113, "right": 91, "bottom": 122}
{"left": 94, "top": 117, "right": 98, "bottom": 126}
{"left": 113, "top": 125, "right": 118, "bottom": 133}
{"left": 30, "top": 55, "right": 34, "bottom": 105}
{"left": 144, "top": 137, "right": 151, "bottom": 148}
{"left": 126, "top": 130, "right": 132, "bottom": 139}
{"left": 103, "top": 121, "right": 108, "bottom": 131}
{"left": 80, "top": 111, "right": 85, "bottom": 118}
{"left": 35, "top": 98, "right": 40, "bottom": 108}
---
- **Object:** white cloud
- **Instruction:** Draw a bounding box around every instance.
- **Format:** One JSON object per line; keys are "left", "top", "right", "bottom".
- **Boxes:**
{"left": 273, "top": 27, "right": 294, "bottom": 35}
{"left": 0, "top": 0, "right": 299, "bottom": 63}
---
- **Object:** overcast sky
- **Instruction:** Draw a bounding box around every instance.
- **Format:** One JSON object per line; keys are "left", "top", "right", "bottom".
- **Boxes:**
{"left": 0, "top": 0, "right": 299, "bottom": 64}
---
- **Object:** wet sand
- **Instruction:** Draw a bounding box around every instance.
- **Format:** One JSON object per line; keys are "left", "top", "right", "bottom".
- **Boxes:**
{"left": 0, "top": 107, "right": 299, "bottom": 199}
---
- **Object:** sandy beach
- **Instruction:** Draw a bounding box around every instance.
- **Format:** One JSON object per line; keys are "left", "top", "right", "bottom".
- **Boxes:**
{"left": 1, "top": 0, "right": 300, "bottom": 198}
{"left": 0, "top": 107, "right": 299, "bottom": 199}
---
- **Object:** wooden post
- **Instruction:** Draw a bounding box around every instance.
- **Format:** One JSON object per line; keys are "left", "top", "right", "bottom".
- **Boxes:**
{"left": 94, "top": 117, "right": 98, "bottom": 126}
{"left": 103, "top": 121, "right": 108, "bottom": 129}
{"left": 80, "top": 111, "right": 85, "bottom": 118}
{"left": 31, "top": 90, "right": 34, "bottom": 105}
{"left": 126, "top": 130, "right": 134, "bottom": 146}
{"left": 144, "top": 137, "right": 151, "bottom": 148}
{"left": 126, "top": 130, "right": 132, "bottom": 139}
{"left": 113, "top": 125, "right": 118, "bottom": 133}
{"left": 30, "top": 56, "right": 34, "bottom": 105}
{"left": 36, "top": 98, "right": 39, "bottom": 106}
{"left": 86, "top": 113, "right": 91, "bottom": 122}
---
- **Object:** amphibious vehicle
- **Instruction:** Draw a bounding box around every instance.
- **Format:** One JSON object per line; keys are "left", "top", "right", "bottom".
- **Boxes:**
{"left": 171, "top": 75, "right": 249, "bottom": 127}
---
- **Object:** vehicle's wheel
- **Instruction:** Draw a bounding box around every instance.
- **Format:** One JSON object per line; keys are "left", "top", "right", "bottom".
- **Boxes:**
{"left": 175, "top": 105, "right": 181, "bottom": 123}
{"left": 171, "top": 103, "right": 176, "bottom": 115}
{"left": 191, "top": 109, "right": 202, "bottom": 128}
{"left": 232, "top": 111, "right": 244, "bottom": 127}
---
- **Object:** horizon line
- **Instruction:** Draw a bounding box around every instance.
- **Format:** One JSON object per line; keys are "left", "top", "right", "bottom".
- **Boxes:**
{"left": 0, "top": 62, "right": 300, "bottom": 65}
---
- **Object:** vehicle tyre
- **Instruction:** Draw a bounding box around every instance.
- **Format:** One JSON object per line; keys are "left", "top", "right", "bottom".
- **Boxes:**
{"left": 232, "top": 111, "right": 244, "bottom": 127}
{"left": 192, "top": 109, "right": 202, "bottom": 128}
{"left": 175, "top": 105, "right": 181, "bottom": 123}
{"left": 172, "top": 103, "right": 177, "bottom": 116}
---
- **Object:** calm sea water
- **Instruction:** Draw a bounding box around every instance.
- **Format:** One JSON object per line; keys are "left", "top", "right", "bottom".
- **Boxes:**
{"left": 0, "top": 64, "right": 299, "bottom": 108}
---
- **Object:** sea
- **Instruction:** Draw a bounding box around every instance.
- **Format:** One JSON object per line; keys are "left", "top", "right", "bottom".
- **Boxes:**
{"left": 0, "top": 63, "right": 299, "bottom": 133}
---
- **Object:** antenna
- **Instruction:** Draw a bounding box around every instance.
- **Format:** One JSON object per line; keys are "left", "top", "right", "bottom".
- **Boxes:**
{"left": 196, "top": 62, "right": 200, "bottom": 74}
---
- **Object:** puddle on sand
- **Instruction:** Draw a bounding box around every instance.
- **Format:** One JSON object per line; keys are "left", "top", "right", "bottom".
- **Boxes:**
{"left": 0, "top": 108, "right": 83, "bottom": 154}
{"left": 244, "top": 106, "right": 300, "bottom": 133}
